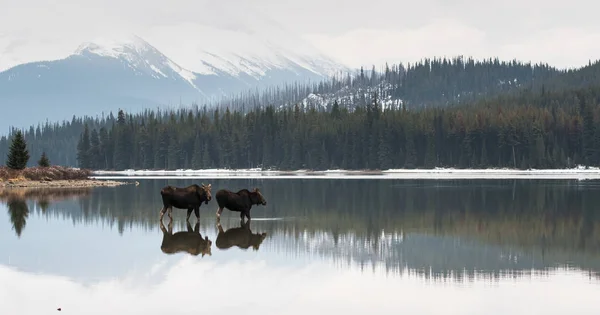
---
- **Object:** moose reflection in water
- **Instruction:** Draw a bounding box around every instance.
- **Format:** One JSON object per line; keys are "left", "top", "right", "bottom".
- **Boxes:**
{"left": 159, "top": 220, "right": 212, "bottom": 257}
{"left": 159, "top": 183, "right": 212, "bottom": 222}
{"left": 215, "top": 219, "right": 268, "bottom": 251}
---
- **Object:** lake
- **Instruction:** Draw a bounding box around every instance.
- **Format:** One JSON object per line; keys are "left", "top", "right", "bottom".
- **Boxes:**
{"left": 1, "top": 178, "right": 600, "bottom": 314}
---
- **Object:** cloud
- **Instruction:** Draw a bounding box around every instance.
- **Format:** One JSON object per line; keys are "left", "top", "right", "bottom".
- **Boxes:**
{"left": 1, "top": 0, "right": 600, "bottom": 71}
{"left": 305, "top": 20, "right": 600, "bottom": 70}
{"left": 1, "top": 258, "right": 597, "bottom": 315}
{"left": 305, "top": 19, "right": 489, "bottom": 69}
{"left": 498, "top": 27, "right": 600, "bottom": 69}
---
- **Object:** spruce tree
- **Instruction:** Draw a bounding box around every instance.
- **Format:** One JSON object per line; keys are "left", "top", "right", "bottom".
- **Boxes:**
{"left": 77, "top": 124, "right": 91, "bottom": 169}
{"left": 89, "top": 129, "right": 100, "bottom": 169}
{"left": 38, "top": 151, "right": 50, "bottom": 167}
{"left": 6, "top": 130, "right": 30, "bottom": 170}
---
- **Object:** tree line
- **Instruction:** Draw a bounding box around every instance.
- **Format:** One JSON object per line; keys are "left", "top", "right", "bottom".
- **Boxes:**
{"left": 70, "top": 83, "right": 600, "bottom": 171}
{"left": 213, "top": 56, "right": 561, "bottom": 114}
{"left": 3, "top": 56, "right": 600, "bottom": 169}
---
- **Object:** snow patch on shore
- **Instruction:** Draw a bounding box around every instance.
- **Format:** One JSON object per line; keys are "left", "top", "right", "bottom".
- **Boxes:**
{"left": 91, "top": 166, "right": 600, "bottom": 180}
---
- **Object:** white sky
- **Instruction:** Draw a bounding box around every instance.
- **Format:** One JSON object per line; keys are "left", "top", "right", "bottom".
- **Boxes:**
{"left": 1, "top": 0, "right": 599, "bottom": 71}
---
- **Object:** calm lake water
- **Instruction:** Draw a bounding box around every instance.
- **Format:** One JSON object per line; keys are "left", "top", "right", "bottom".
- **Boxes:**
{"left": 1, "top": 178, "right": 600, "bottom": 314}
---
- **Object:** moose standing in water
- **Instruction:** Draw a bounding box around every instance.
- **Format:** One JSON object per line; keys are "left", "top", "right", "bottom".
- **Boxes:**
{"left": 159, "top": 183, "right": 212, "bottom": 221}
{"left": 215, "top": 188, "right": 267, "bottom": 221}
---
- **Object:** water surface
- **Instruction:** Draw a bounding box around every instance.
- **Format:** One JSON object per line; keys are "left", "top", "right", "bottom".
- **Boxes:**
{"left": 1, "top": 178, "right": 600, "bottom": 314}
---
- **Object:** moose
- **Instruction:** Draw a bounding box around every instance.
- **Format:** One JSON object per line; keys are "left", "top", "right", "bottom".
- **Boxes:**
{"left": 215, "top": 219, "right": 267, "bottom": 251}
{"left": 159, "top": 183, "right": 212, "bottom": 221}
{"left": 159, "top": 220, "right": 212, "bottom": 257}
{"left": 215, "top": 188, "right": 267, "bottom": 221}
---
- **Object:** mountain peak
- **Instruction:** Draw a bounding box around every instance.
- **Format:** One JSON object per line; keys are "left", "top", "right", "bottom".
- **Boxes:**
{"left": 73, "top": 34, "right": 153, "bottom": 58}
{"left": 72, "top": 34, "right": 201, "bottom": 91}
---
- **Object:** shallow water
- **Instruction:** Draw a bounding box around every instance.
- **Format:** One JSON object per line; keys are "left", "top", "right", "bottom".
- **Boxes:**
{"left": 1, "top": 178, "right": 600, "bottom": 314}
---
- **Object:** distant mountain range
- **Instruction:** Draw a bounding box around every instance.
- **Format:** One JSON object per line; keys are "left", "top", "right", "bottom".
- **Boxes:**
{"left": 0, "top": 32, "right": 349, "bottom": 132}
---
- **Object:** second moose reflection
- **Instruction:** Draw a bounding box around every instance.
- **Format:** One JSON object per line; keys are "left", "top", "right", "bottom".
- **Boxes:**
{"left": 215, "top": 219, "right": 268, "bottom": 251}
{"left": 159, "top": 220, "right": 212, "bottom": 257}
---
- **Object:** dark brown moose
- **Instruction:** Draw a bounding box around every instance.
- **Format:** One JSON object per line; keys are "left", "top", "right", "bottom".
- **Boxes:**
{"left": 159, "top": 183, "right": 212, "bottom": 221}
{"left": 215, "top": 188, "right": 267, "bottom": 221}
{"left": 159, "top": 220, "right": 212, "bottom": 257}
{"left": 215, "top": 219, "right": 267, "bottom": 251}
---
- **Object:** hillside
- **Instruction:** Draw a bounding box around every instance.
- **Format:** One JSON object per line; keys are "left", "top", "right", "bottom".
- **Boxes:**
{"left": 211, "top": 57, "right": 562, "bottom": 113}
{"left": 2, "top": 56, "right": 600, "bottom": 171}
{"left": 0, "top": 57, "right": 547, "bottom": 166}
{"left": 0, "top": 29, "right": 347, "bottom": 132}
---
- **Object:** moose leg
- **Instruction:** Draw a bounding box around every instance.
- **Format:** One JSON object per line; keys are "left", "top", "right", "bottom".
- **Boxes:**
{"left": 244, "top": 210, "right": 251, "bottom": 221}
{"left": 167, "top": 207, "right": 173, "bottom": 219}
{"left": 186, "top": 208, "right": 193, "bottom": 221}
{"left": 159, "top": 206, "right": 167, "bottom": 220}
{"left": 194, "top": 207, "right": 200, "bottom": 220}
{"left": 159, "top": 220, "right": 167, "bottom": 233}
{"left": 216, "top": 207, "right": 224, "bottom": 217}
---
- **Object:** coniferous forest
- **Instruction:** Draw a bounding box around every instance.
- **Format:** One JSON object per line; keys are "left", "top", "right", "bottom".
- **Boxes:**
{"left": 1, "top": 57, "right": 600, "bottom": 171}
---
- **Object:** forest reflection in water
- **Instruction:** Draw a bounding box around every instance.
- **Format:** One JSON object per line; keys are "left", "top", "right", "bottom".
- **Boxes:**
{"left": 2, "top": 178, "right": 600, "bottom": 283}
{"left": 0, "top": 187, "right": 91, "bottom": 237}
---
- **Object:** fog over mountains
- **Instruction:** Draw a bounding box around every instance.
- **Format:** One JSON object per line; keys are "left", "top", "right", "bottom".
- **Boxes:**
{"left": 0, "top": 19, "right": 349, "bottom": 131}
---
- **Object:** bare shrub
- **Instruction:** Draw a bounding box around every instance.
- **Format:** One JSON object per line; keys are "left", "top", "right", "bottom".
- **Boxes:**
{"left": 0, "top": 166, "right": 92, "bottom": 181}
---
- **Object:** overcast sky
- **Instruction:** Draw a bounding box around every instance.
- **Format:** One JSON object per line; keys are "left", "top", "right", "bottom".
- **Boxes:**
{"left": 1, "top": 0, "right": 599, "bottom": 70}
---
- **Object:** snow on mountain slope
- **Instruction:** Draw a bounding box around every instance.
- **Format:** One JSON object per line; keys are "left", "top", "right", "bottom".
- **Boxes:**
{"left": 0, "top": 1, "right": 351, "bottom": 132}
{"left": 137, "top": 1, "right": 347, "bottom": 79}
{"left": 73, "top": 35, "right": 204, "bottom": 93}
{"left": 0, "top": 3, "right": 348, "bottom": 81}
{"left": 141, "top": 24, "right": 346, "bottom": 80}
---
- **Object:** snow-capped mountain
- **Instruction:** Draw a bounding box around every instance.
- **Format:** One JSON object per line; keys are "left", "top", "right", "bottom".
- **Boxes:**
{"left": 73, "top": 35, "right": 208, "bottom": 94}
{"left": 0, "top": 31, "right": 349, "bottom": 132}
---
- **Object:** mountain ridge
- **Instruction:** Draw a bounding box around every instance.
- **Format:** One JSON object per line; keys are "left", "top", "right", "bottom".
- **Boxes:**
{"left": 0, "top": 32, "right": 350, "bottom": 131}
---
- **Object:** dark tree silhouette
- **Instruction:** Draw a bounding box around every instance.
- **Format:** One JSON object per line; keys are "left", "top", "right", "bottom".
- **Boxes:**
{"left": 38, "top": 151, "right": 50, "bottom": 167}
{"left": 7, "top": 197, "right": 29, "bottom": 238}
{"left": 6, "top": 130, "right": 30, "bottom": 170}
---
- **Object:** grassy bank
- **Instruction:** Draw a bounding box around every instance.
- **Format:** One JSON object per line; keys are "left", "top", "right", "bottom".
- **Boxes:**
{"left": 0, "top": 166, "right": 127, "bottom": 188}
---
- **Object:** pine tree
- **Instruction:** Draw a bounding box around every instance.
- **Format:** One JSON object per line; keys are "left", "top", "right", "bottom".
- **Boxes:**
{"left": 424, "top": 132, "right": 437, "bottom": 168}
{"left": 98, "top": 127, "right": 109, "bottom": 169}
{"left": 38, "top": 151, "right": 50, "bottom": 167}
{"left": 404, "top": 125, "right": 417, "bottom": 169}
{"left": 6, "top": 130, "right": 30, "bottom": 170}
{"left": 202, "top": 142, "right": 212, "bottom": 169}
{"left": 76, "top": 124, "right": 91, "bottom": 169}
{"left": 191, "top": 133, "right": 202, "bottom": 169}
{"left": 113, "top": 118, "right": 130, "bottom": 171}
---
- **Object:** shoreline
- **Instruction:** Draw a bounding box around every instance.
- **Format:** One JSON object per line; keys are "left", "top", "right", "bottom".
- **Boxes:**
{"left": 90, "top": 167, "right": 600, "bottom": 180}
{"left": 0, "top": 178, "right": 129, "bottom": 189}
{"left": 0, "top": 165, "right": 130, "bottom": 189}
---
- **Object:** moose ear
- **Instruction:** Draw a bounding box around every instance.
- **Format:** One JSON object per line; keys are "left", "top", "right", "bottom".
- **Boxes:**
{"left": 254, "top": 188, "right": 260, "bottom": 192}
